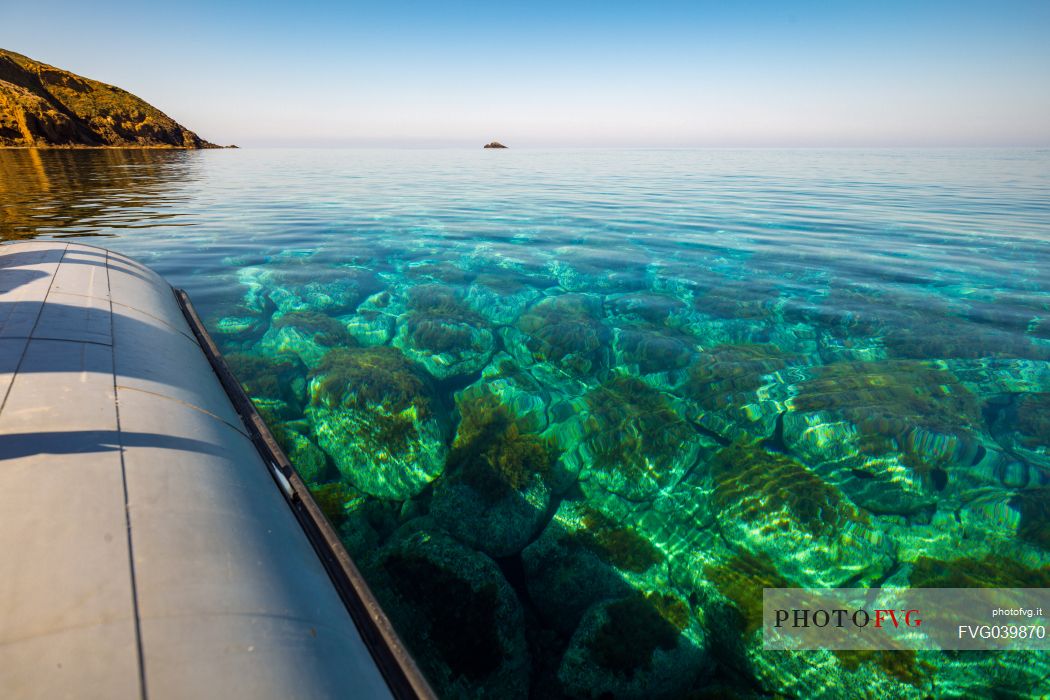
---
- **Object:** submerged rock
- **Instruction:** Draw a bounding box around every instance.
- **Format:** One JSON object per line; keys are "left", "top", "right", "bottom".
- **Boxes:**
{"left": 430, "top": 389, "right": 556, "bottom": 557}
{"left": 693, "top": 275, "right": 779, "bottom": 321}
{"left": 613, "top": 326, "right": 696, "bottom": 376}
{"left": 307, "top": 347, "right": 446, "bottom": 500}
{"left": 392, "top": 283, "right": 496, "bottom": 379}
{"left": 523, "top": 500, "right": 667, "bottom": 635}
{"left": 709, "top": 442, "right": 890, "bottom": 587}
{"left": 342, "top": 310, "right": 395, "bottom": 346}
{"left": 256, "top": 310, "right": 353, "bottom": 368}
{"left": 558, "top": 592, "right": 709, "bottom": 700}
{"left": 677, "top": 343, "right": 803, "bottom": 442}
{"left": 504, "top": 293, "right": 611, "bottom": 377}
{"left": 782, "top": 360, "right": 987, "bottom": 513}
{"left": 609, "top": 292, "right": 690, "bottom": 326}
{"left": 567, "top": 375, "right": 713, "bottom": 501}
{"left": 274, "top": 424, "right": 330, "bottom": 483}
{"left": 991, "top": 392, "right": 1050, "bottom": 472}
{"left": 371, "top": 529, "right": 529, "bottom": 698}
{"left": 466, "top": 274, "right": 542, "bottom": 326}
{"left": 214, "top": 313, "right": 269, "bottom": 345}
{"left": 225, "top": 351, "right": 307, "bottom": 408}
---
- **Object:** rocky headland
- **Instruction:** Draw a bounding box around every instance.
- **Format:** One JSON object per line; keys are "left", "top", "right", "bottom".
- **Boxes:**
{"left": 0, "top": 48, "right": 220, "bottom": 148}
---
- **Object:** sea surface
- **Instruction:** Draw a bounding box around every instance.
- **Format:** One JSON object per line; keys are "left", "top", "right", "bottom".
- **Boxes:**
{"left": 2, "top": 148, "right": 1049, "bottom": 698}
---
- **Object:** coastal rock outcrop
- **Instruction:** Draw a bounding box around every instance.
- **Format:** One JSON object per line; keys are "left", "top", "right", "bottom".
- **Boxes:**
{"left": 0, "top": 48, "right": 218, "bottom": 148}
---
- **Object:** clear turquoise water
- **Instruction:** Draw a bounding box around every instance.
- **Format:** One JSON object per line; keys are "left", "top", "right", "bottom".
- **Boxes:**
{"left": 2, "top": 148, "right": 1049, "bottom": 698}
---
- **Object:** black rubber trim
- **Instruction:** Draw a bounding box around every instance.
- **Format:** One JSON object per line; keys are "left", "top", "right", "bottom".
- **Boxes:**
{"left": 174, "top": 287, "right": 437, "bottom": 700}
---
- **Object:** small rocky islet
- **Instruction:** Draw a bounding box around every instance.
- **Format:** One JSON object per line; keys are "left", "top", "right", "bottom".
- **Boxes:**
{"left": 215, "top": 249, "right": 1050, "bottom": 698}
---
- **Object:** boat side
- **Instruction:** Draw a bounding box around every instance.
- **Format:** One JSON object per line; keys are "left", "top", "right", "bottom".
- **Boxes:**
{"left": 0, "top": 241, "right": 431, "bottom": 700}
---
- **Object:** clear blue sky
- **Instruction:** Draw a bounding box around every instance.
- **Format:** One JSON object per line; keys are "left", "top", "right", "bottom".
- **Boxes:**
{"left": 3, "top": 1, "right": 1049, "bottom": 147}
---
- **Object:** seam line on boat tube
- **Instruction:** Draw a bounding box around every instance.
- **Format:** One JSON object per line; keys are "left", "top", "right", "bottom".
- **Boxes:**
{"left": 107, "top": 249, "right": 150, "bottom": 700}
{"left": 173, "top": 286, "right": 438, "bottom": 700}
{"left": 0, "top": 243, "right": 65, "bottom": 416}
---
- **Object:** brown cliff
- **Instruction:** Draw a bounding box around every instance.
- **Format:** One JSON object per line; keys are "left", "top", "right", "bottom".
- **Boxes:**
{"left": 0, "top": 48, "right": 219, "bottom": 148}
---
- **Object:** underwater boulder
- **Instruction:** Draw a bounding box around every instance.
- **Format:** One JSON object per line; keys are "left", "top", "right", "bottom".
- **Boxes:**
{"left": 256, "top": 310, "right": 354, "bottom": 368}
{"left": 274, "top": 423, "right": 330, "bottom": 483}
{"left": 884, "top": 313, "right": 1049, "bottom": 362}
{"left": 989, "top": 392, "right": 1050, "bottom": 472}
{"left": 465, "top": 353, "right": 595, "bottom": 492}
{"left": 522, "top": 500, "right": 667, "bottom": 635}
{"left": 265, "top": 267, "right": 383, "bottom": 316}
{"left": 676, "top": 343, "right": 803, "bottom": 443}
{"left": 504, "top": 293, "right": 611, "bottom": 377}
{"left": 781, "top": 360, "right": 987, "bottom": 514}
{"left": 558, "top": 592, "right": 709, "bottom": 700}
{"left": 468, "top": 354, "right": 555, "bottom": 430}
{"left": 708, "top": 442, "right": 891, "bottom": 588}
{"left": 307, "top": 347, "right": 447, "bottom": 500}
{"left": 612, "top": 326, "right": 697, "bottom": 376}
{"left": 235, "top": 266, "right": 276, "bottom": 314}
{"left": 356, "top": 288, "right": 398, "bottom": 315}
{"left": 403, "top": 260, "right": 476, "bottom": 286}
{"left": 341, "top": 309, "right": 395, "bottom": 346}
{"left": 392, "top": 283, "right": 496, "bottom": 379}
{"left": 299, "top": 269, "right": 382, "bottom": 315}
{"left": 608, "top": 292, "right": 690, "bottom": 327}
{"left": 816, "top": 329, "right": 888, "bottom": 364}
{"left": 371, "top": 528, "right": 530, "bottom": 699}
{"left": 225, "top": 352, "right": 308, "bottom": 419}
{"left": 430, "top": 389, "right": 556, "bottom": 557}
{"left": 214, "top": 312, "right": 269, "bottom": 346}
{"left": 1007, "top": 486, "right": 1050, "bottom": 551}
{"left": 548, "top": 249, "right": 651, "bottom": 295}
{"left": 565, "top": 375, "right": 714, "bottom": 501}
{"left": 693, "top": 275, "right": 779, "bottom": 322}
{"left": 466, "top": 272, "right": 542, "bottom": 326}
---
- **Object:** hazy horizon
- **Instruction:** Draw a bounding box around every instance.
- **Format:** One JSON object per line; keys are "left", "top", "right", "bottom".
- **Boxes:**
{"left": 3, "top": 0, "right": 1049, "bottom": 148}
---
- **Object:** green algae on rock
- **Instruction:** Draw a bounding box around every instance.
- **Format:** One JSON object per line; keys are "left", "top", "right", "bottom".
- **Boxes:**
{"left": 704, "top": 551, "right": 791, "bottom": 636}
{"left": 991, "top": 393, "right": 1050, "bottom": 472}
{"left": 430, "top": 389, "right": 556, "bottom": 556}
{"left": 614, "top": 326, "right": 697, "bottom": 375}
{"left": 709, "top": 442, "right": 890, "bottom": 587}
{"left": 272, "top": 422, "right": 330, "bottom": 482}
{"left": 782, "top": 360, "right": 987, "bottom": 513}
{"left": 679, "top": 342, "right": 803, "bottom": 442}
{"left": 569, "top": 375, "right": 712, "bottom": 501}
{"left": 522, "top": 499, "right": 671, "bottom": 639}
{"left": 256, "top": 311, "right": 355, "bottom": 369}
{"left": 393, "top": 285, "right": 496, "bottom": 379}
{"left": 225, "top": 352, "right": 305, "bottom": 403}
{"left": 609, "top": 292, "right": 689, "bottom": 325}
{"left": 907, "top": 553, "right": 1050, "bottom": 588}
{"left": 574, "top": 505, "right": 665, "bottom": 574}
{"left": 310, "top": 481, "right": 356, "bottom": 529}
{"left": 507, "top": 293, "right": 611, "bottom": 376}
{"left": 307, "top": 347, "right": 446, "bottom": 499}
{"left": 274, "top": 311, "right": 352, "bottom": 347}
{"left": 1011, "top": 486, "right": 1050, "bottom": 550}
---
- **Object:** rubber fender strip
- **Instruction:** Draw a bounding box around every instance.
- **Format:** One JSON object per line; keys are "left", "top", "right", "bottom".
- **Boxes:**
{"left": 174, "top": 287, "right": 437, "bottom": 700}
